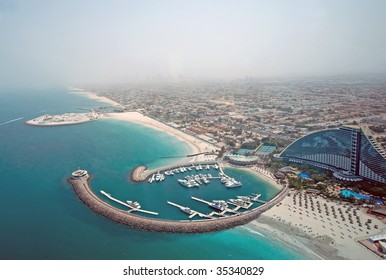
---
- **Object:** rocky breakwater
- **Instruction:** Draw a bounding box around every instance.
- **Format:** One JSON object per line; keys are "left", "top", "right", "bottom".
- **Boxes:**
{"left": 68, "top": 172, "right": 288, "bottom": 233}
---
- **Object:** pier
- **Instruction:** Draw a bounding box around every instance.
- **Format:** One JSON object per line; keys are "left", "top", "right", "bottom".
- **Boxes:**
{"left": 191, "top": 196, "right": 240, "bottom": 216}
{"left": 100, "top": 190, "right": 158, "bottom": 216}
{"left": 68, "top": 170, "right": 290, "bottom": 233}
{"left": 167, "top": 201, "right": 211, "bottom": 219}
{"left": 191, "top": 196, "right": 211, "bottom": 206}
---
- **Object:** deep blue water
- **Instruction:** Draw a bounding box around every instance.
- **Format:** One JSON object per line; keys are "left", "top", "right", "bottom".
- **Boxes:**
{"left": 0, "top": 88, "right": 309, "bottom": 260}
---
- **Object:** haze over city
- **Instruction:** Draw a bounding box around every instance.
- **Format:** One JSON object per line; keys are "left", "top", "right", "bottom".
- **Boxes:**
{"left": 1, "top": 0, "right": 386, "bottom": 87}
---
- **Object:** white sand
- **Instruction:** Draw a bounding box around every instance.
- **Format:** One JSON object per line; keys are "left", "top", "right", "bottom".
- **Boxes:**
{"left": 69, "top": 88, "right": 219, "bottom": 161}
{"left": 252, "top": 191, "right": 386, "bottom": 259}
{"left": 68, "top": 88, "right": 122, "bottom": 107}
{"left": 105, "top": 112, "right": 219, "bottom": 162}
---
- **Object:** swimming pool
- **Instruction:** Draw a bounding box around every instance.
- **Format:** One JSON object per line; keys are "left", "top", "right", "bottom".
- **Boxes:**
{"left": 298, "top": 172, "right": 311, "bottom": 179}
{"left": 341, "top": 189, "right": 370, "bottom": 200}
{"left": 340, "top": 189, "right": 382, "bottom": 203}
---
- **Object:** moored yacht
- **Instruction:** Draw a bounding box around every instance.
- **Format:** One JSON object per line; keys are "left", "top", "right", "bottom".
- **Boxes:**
{"left": 209, "top": 200, "right": 228, "bottom": 211}
{"left": 126, "top": 200, "right": 141, "bottom": 209}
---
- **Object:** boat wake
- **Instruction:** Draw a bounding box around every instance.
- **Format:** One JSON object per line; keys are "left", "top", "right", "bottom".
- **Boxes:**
{"left": 0, "top": 117, "right": 24, "bottom": 127}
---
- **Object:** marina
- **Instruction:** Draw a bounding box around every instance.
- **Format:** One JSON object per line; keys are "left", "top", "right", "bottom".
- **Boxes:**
{"left": 67, "top": 169, "right": 288, "bottom": 233}
{"left": 144, "top": 162, "right": 243, "bottom": 189}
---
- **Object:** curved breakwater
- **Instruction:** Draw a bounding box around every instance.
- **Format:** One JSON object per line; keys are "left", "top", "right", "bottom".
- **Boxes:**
{"left": 68, "top": 173, "right": 289, "bottom": 233}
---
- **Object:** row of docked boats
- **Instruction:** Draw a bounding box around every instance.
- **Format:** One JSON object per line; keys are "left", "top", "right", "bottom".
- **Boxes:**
{"left": 210, "top": 193, "right": 262, "bottom": 211}
{"left": 178, "top": 173, "right": 212, "bottom": 188}
{"left": 148, "top": 170, "right": 165, "bottom": 183}
{"left": 219, "top": 172, "right": 242, "bottom": 188}
{"left": 162, "top": 163, "right": 219, "bottom": 177}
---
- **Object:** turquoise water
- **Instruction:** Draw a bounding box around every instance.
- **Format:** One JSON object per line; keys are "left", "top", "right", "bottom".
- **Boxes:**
{"left": 340, "top": 189, "right": 382, "bottom": 204}
{"left": 298, "top": 172, "right": 311, "bottom": 179}
{"left": 0, "top": 88, "right": 309, "bottom": 260}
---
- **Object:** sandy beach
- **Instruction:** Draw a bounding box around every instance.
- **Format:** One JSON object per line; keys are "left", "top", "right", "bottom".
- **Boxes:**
{"left": 68, "top": 87, "right": 122, "bottom": 107}
{"left": 106, "top": 112, "right": 219, "bottom": 162}
{"left": 69, "top": 88, "right": 219, "bottom": 162}
{"left": 252, "top": 191, "right": 386, "bottom": 259}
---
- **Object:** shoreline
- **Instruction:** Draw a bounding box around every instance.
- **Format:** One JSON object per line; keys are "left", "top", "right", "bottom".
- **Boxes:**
{"left": 68, "top": 87, "right": 122, "bottom": 107}
{"left": 105, "top": 111, "right": 219, "bottom": 163}
{"left": 69, "top": 87, "right": 220, "bottom": 162}
{"left": 251, "top": 191, "right": 385, "bottom": 259}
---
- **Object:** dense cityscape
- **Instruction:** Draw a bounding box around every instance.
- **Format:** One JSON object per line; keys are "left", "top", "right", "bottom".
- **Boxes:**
{"left": 86, "top": 75, "right": 386, "bottom": 154}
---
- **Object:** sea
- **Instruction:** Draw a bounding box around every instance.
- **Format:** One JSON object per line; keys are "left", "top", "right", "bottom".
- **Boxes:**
{"left": 0, "top": 88, "right": 310, "bottom": 260}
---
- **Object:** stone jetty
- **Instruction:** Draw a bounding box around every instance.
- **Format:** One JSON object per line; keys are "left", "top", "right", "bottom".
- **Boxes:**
{"left": 68, "top": 171, "right": 289, "bottom": 233}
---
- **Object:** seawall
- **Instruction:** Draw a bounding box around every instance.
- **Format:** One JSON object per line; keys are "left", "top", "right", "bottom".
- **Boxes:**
{"left": 68, "top": 173, "right": 289, "bottom": 233}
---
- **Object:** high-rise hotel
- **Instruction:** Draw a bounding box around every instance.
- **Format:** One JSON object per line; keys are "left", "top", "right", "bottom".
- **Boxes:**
{"left": 279, "top": 126, "right": 386, "bottom": 185}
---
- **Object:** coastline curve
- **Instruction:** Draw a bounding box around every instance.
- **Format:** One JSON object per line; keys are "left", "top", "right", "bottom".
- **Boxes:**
{"left": 68, "top": 172, "right": 289, "bottom": 233}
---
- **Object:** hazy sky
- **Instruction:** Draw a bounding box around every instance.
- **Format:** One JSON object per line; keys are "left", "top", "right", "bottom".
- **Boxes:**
{"left": 1, "top": 0, "right": 386, "bottom": 86}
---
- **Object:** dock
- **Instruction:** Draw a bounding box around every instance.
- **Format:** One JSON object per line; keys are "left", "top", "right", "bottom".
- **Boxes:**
{"left": 68, "top": 169, "right": 290, "bottom": 233}
{"left": 228, "top": 201, "right": 253, "bottom": 209}
{"left": 100, "top": 190, "right": 158, "bottom": 216}
{"left": 191, "top": 196, "right": 241, "bottom": 216}
{"left": 191, "top": 196, "right": 212, "bottom": 205}
{"left": 167, "top": 201, "right": 211, "bottom": 219}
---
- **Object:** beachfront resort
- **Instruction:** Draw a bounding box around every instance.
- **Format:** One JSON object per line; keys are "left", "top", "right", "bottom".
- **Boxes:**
{"left": 28, "top": 88, "right": 386, "bottom": 259}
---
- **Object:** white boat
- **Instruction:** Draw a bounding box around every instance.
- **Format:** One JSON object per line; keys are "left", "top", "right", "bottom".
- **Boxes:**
{"left": 194, "top": 175, "right": 202, "bottom": 184}
{"left": 225, "top": 179, "right": 242, "bottom": 188}
{"left": 237, "top": 196, "right": 251, "bottom": 203}
{"left": 155, "top": 170, "right": 162, "bottom": 181}
{"left": 180, "top": 207, "right": 193, "bottom": 214}
{"left": 220, "top": 177, "right": 229, "bottom": 183}
{"left": 148, "top": 174, "right": 156, "bottom": 183}
{"left": 126, "top": 200, "right": 141, "bottom": 209}
{"left": 209, "top": 200, "right": 228, "bottom": 211}
{"left": 178, "top": 179, "right": 198, "bottom": 188}
{"left": 229, "top": 198, "right": 248, "bottom": 207}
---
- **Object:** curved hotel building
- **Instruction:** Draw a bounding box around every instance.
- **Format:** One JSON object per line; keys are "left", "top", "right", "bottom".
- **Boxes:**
{"left": 279, "top": 126, "right": 386, "bottom": 185}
